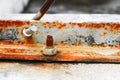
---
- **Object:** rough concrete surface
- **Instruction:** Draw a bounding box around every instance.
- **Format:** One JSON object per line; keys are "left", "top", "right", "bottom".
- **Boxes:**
{"left": 0, "top": 62, "right": 120, "bottom": 80}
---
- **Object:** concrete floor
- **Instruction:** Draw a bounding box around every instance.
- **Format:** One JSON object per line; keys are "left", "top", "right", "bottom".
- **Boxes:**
{"left": 0, "top": 61, "right": 120, "bottom": 80}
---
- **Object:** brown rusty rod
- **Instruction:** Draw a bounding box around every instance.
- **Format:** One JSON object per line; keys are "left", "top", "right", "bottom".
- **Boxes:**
{"left": 46, "top": 35, "right": 54, "bottom": 48}
{"left": 33, "top": 0, "right": 55, "bottom": 20}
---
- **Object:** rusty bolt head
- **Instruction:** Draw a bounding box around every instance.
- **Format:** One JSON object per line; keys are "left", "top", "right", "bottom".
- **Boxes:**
{"left": 42, "top": 35, "right": 57, "bottom": 56}
{"left": 46, "top": 35, "right": 54, "bottom": 48}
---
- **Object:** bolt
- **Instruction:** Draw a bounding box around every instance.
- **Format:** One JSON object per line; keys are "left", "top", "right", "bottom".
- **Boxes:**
{"left": 42, "top": 35, "right": 57, "bottom": 56}
{"left": 23, "top": 26, "right": 37, "bottom": 37}
{"left": 46, "top": 35, "right": 54, "bottom": 48}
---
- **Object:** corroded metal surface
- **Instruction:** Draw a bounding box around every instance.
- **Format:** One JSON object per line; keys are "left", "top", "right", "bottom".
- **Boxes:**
{"left": 0, "top": 14, "right": 120, "bottom": 62}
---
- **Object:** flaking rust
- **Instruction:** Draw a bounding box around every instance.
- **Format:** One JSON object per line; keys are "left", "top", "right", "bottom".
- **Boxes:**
{"left": 1, "top": 14, "right": 120, "bottom": 62}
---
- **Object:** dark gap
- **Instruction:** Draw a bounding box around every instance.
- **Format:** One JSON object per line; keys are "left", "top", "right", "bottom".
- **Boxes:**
{"left": 0, "top": 59, "right": 120, "bottom": 64}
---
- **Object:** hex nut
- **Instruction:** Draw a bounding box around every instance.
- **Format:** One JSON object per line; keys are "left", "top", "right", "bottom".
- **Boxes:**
{"left": 42, "top": 47, "right": 57, "bottom": 56}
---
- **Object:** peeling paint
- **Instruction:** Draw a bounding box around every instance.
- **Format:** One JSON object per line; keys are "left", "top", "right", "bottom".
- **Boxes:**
{"left": 0, "top": 17, "right": 120, "bottom": 62}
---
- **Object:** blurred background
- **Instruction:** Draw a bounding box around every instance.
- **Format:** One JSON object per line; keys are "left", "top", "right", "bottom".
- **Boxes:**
{"left": 0, "top": 0, "right": 120, "bottom": 14}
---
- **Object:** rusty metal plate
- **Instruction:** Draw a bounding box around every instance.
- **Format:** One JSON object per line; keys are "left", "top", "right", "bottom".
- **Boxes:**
{"left": 0, "top": 14, "right": 120, "bottom": 62}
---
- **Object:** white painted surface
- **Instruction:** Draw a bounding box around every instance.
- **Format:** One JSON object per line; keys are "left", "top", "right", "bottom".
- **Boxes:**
{"left": 1, "top": 14, "right": 120, "bottom": 23}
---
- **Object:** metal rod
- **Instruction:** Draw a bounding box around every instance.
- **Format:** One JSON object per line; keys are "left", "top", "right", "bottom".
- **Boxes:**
{"left": 33, "top": 0, "right": 55, "bottom": 20}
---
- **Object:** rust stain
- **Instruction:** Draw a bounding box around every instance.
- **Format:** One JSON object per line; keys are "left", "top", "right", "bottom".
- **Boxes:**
{"left": 0, "top": 53, "right": 42, "bottom": 60}
{"left": 24, "top": 36, "right": 36, "bottom": 45}
{"left": 0, "top": 45, "right": 119, "bottom": 62}
{"left": 58, "top": 23, "right": 66, "bottom": 29}
{"left": 69, "top": 22, "right": 77, "bottom": 27}
{"left": 1, "top": 48, "right": 26, "bottom": 53}
{"left": 34, "top": 63, "right": 62, "bottom": 70}
{"left": 77, "top": 23, "right": 87, "bottom": 28}
{"left": 77, "top": 23, "right": 82, "bottom": 28}
{"left": 115, "top": 45, "right": 120, "bottom": 49}
{"left": 20, "top": 27, "right": 36, "bottom": 46}
{"left": 43, "top": 21, "right": 50, "bottom": 27}
{"left": 76, "top": 22, "right": 120, "bottom": 34}
{"left": 43, "top": 21, "right": 67, "bottom": 29}
{"left": 0, "top": 20, "right": 30, "bottom": 27}
{"left": 37, "top": 21, "right": 120, "bottom": 33}
{"left": 53, "top": 21, "right": 66, "bottom": 29}
{"left": 111, "top": 23, "right": 120, "bottom": 34}
{"left": 86, "top": 23, "right": 104, "bottom": 29}
{"left": 100, "top": 32, "right": 108, "bottom": 36}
